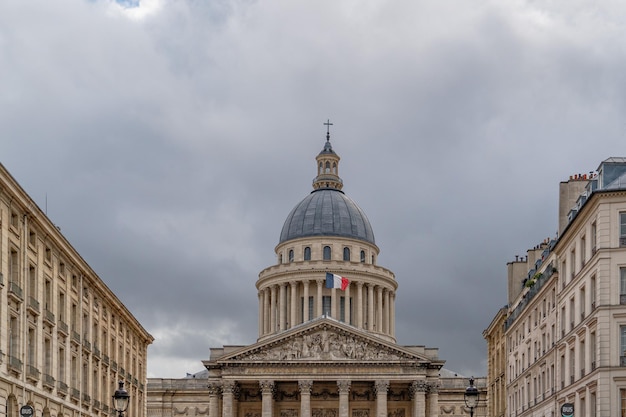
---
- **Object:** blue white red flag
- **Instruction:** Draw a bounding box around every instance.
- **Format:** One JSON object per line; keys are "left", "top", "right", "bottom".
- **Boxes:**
{"left": 325, "top": 273, "right": 349, "bottom": 290}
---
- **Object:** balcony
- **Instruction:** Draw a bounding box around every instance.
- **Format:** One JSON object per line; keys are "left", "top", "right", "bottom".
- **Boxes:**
{"left": 27, "top": 297, "right": 40, "bottom": 315}
{"left": 71, "top": 388, "right": 80, "bottom": 400}
{"left": 103, "top": 405, "right": 110, "bottom": 414}
{"left": 103, "top": 354, "right": 109, "bottom": 365}
{"left": 58, "top": 320, "right": 68, "bottom": 335}
{"left": 8, "top": 355, "right": 23, "bottom": 373}
{"left": 82, "top": 393, "right": 91, "bottom": 404}
{"left": 57, "top": 381, "right": 68, "bottom": 395}
{"left": 82, "top": 339, "right": 91, "bottom": 351}
{"left": 120, "top": 367, "right": 125, "bottom": 377}
{"left": 44, "top": 309, "right": 55, "bottom": 326}
{"left": 8, "top": 282, "right": 23, "bottom": 302}
{"left": 93, "top": 400, "right": 101, "bottom": 410}
{"left": 93, "top": 347, "right": 101, "bottom": 359}
{"left": 43, "top": 373, "right": 55, "bottom": 389}
{"left": 111, "top": 361, "right": 118, "bottom": 371}
{"left": 26, "top": 365, "right": 41, "bottom": 382}
{"left": 71, "top": 330, "right": 80, "bottom": 344}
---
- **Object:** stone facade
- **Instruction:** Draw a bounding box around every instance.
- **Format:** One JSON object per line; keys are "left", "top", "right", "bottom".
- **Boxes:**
{"left": 492, "top": 158, "right": 626, "bottom": 416}
{"left": 0, "top": 164, "right": 153, "bottom": 417}
{"left": 148, "top": 130, "right": 486, "bottom": 417}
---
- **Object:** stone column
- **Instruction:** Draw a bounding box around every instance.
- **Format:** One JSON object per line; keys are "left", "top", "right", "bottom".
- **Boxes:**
{"left": 222, "top": 381, "right": 238, "bottom": 417}
{"left": 264, "top": 288, "right": 270, "bottom": 335}
{"left": 208, "top": 381, "right": 221, "bottom": 417}
{"left": 409, "top": 381, "right": 427, "bottom": 417}
{"left": 290, "top": 281, "right": 298, "bottom": 328}
{"left": 427, "top": 382, "right": 439, "bottom": 417}
{"left": 316, "top": 279, "right": 324, "bottom": 317}
{"left": 356, "top": 282, "right": 364, "bottom": 329}
{"left": 367, "top": 284, "right": 374, "bottom": 331}
{"left": 299, "top": 380, "right": 313, "bottom": 417}
{"left": 279, "top": 283, "right": 287, "bottom": 331}
{"left": 303, "top": 280, "right": 310, "bottom": 322}
{"left": 260, "top": 380, "right": 275, "bottom": 417}
{"left": 258, "top": 291, "right": 264, "bottom": 338}
{"left": 270, "top": 286, "right": 277, "bottom": 333}
{"left": 382, "top": 288, "right": 389, "bottom": 334}
{"left": 345, "top": 283, "right": 351, "bottom": 325}
{"left": 374, "top": 380, "right": 389, "bottom": 417}
{"left": 376, "top": 287, "right": 383, "bottom": 333}
{"left": 338, "top": 381, "right": 351, "bottom": 417}
{"left": 390, "top": 291, "right": 395, "bottom": 337}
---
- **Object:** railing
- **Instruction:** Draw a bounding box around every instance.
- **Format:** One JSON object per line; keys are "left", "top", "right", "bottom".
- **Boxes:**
{"left": 26, "top": 365, "right": 41, "bottom": 380}
{"left": 58, "top": 320, "right": 68, "bottom": 335}
{"left": 94, "top": 347, "right": 101, "bottom": 358}
{"left": 27, "top": 296, "right": 40, "bottom": 314}
{"left": 83, "top": 339, "right": 91, "bottom": 351}
{"left": 71, "top": 330, "right": 81, "bottom": 344}
{"left": 44, "top": 309, "right": 55, "bottom": 325}
{"left": 93, "top": 400, "right": 101, "bottom": 410}
{"left": 70, "top": 387, "right": 80, "bottom": 400}
{"left": 111, "top": 361, "right": 118, "bottom": 371}
{"left": 82, "top": 393, "right": 91, "bottom": 404}
{"left": 43, "top": 373, "right": 55, "bottom": 388}
{"left": 8, "top": 355, "right": 23, "bottom": 372}
{"left": 103, "top": 354, "right": 109, "bottom": 365}
{"left": 57, "top": 381, "right": 68, "bottom": 394}
{"left": 8, "top": 282, "right": 23, "bottom": 301}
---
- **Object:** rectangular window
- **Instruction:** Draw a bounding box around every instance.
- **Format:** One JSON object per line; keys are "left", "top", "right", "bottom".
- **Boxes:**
{"left": 58, "top": 347, "right": 65, "bottom": 382}
{"left": 621, "top": 212, "right": 626, "bottom": 247}
{"left": 591, "top": 275, "right": 597, "bottom": 309}
{"left": 308, "top": 296, "right": 314, "bottom": 320}
{"left": 619, "top": 268, "right": 626, "bottom": 304}
{"left": 9, "top": 248, "right": 19, "bottom": 285}
{"left": 591, "top": 221, "right": 597, "bottom": 254}
{"left": 621, "top": 389, "right": 626, "bottom": 417}
{"left": 322, "top": 296, "right": 331, "bottom": 316}
{"left": 621, "top": 326, "right": 626, "bottom": 359}
{"left": 340, "top": 297, "right": 345, "bottom": 322}
{"left": 581, "top": 236, "right": 586, "bottom": 266}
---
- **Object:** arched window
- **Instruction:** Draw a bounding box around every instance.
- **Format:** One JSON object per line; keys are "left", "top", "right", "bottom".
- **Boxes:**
{"left": 360, "top": 250, "right": 366, "bottom": 263}
{"left": 372, "top": 254, "right": 376, "bottom": 264}
{"left": 304, "top": 247, "right": 311, "bottom": 261}
{"left": 323, "top": 246, "right": 331, "bottom": 260}
{"left": 288, "top": 249, "right": 294, "bottom": 262}
{"left": 319, "top": 162, "right": 323, "bottom": 175}
{"left": 279, "top": 254, "right": 283, "bottom": 264}
{"left": 333, "top": 162, "right": 337, "bottom": 174}
{"left": 343, "top": 247, "right": 351, "bottom": 261}
{"left": 325, "top": 161, "right": 331, "bottom": 173}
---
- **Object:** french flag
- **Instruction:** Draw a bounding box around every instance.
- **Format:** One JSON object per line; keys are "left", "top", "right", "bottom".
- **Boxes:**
{"left": 325, "top": 273, "right": 349, "bottom": 290}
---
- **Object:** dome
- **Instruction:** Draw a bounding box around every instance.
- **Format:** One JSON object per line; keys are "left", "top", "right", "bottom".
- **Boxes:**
{"left": 279, "top": 188, "right": 376, "bottom": 245}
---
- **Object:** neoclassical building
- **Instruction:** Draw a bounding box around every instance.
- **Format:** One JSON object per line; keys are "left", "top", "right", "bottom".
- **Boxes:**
{"left": 148, "top": 130, "right": 486, "bottom": 417}
{"left": 0, "top": 163, "right": 153, "bottom": 417}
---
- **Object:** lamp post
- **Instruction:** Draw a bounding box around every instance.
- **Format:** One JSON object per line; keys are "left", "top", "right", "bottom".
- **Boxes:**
{"left": 112, "top": 381, "right": 130, "bottom": 417}
{"left": 464, "top": 377, "right": 479, "bottom": 417}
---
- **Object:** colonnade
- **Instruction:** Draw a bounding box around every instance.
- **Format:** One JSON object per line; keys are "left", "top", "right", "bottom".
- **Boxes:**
{"left": 208, "top": 380, "right": 439, "bottom": 417}
{"left": 258, "top": 280, "right": 396, "bottom": 339}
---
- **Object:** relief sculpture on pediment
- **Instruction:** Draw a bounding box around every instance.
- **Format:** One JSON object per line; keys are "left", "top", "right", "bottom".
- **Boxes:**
{"left": 246, "top": 330, "right": 401, "bottom": 361}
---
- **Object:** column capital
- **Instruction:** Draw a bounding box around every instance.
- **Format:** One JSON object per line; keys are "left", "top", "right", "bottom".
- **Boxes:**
{"left": 316, "top": 279, "right": 325, "bottom": 286}
{"left": 208, "top": 380, "right": 222, "bottom": 395}
{"left": 356, "top": 281, "right": 364, "bottom": 289}
{"left": 427, "top": 382, "right": 439, "bottom": 394}
{"left": 337, "top": 380, "right": 351, "bottom": 394}
{"left": 298, "top": 380, "right": 313, "bottom": 393}
{"left": 260, "top": 380, "right": 275, "bottom": 395}
{"left": 409, "top": 381, "right": 428, "bottom": 398}
{"left": 289, "top": 280, "right": 298, "bottom": 287}
{"left": 373, "top": 380, "right": 389, "bottom": 395}
{"left": 222, "top": 380, "right": 240, "bottom": 398}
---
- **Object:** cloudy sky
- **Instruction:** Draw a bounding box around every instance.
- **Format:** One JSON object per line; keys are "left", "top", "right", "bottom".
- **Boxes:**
{"left": 2, "top": 0, "right": 626, "bottom": 378}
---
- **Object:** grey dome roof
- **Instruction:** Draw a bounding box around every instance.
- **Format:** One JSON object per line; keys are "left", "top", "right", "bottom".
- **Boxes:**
{"left": 279, "top": 188, "right": 376, "bottom": 245}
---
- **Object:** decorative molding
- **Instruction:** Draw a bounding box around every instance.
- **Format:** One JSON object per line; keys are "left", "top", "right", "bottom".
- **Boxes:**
{"left": 352, "top": 409, "right": 369, "bottom": 417}
{"left": 259, "top": 380, "right": 275, "bottom": 395}
{"left": 312, "top": 409, "right": 338, "bottom": 417}
{"left": 409, "top": 381, "right": 428, "bottom": 398}
{"left": 337, "top": 380, "right": 351, "bottom": 394}
{"left": 388, "top": 409, "right": 405, "bottom": 417}
{"left": 299, "top": 380, "right": 313, "bottom": 393}
{"left": 373, "top": 381, "right": 389, "bottom": 395}
{"left": 281, "top": 410, "right": 298, "bottom": 417}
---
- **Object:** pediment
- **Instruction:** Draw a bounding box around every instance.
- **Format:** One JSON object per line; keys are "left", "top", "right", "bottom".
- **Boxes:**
{"left": 213, "top": 318, "right": 436, "bottom": 365}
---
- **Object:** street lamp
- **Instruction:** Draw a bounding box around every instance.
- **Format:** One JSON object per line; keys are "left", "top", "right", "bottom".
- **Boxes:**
{"left": 112, "top": 381, "right": 130, "bottom": 417}
{"left": 464, "top": 377, "right": 479, "bottom": 417}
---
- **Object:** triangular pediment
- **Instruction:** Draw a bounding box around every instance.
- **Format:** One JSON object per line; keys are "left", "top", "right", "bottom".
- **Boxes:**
{"left": 211, "top": 318, "right": 439, "bottom": 366}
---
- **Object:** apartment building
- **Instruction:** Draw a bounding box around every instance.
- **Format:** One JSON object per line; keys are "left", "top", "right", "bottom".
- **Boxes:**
{"left": 491, "top": 157, "right": 626, "bottom": 416}
{"left": 0, "top": 164, "right": 153, "bottom": 417}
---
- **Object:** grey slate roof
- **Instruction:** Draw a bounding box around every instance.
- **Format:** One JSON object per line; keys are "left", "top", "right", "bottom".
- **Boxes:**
{"left": 279, "top": 188, "right": 376, "bottom": 245}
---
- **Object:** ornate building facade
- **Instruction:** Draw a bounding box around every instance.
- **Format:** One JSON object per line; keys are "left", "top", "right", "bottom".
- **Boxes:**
{"left": 148, "top": 130, "right": 486, "bottom": 417}
{"left": 487, "top": 157, "right": 626, "bottom": 416}
{"left": 0, "top": 164, "right": 154, "bottom": 417}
